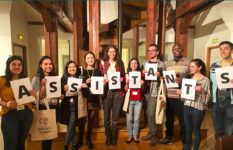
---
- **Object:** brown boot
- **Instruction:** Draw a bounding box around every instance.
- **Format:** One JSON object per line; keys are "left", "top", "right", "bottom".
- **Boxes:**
{"left": 150, "top": 134, "right": 158, "bottom": 146}
{"left": 141, "top": 132, "right": 152, "bottom": 141}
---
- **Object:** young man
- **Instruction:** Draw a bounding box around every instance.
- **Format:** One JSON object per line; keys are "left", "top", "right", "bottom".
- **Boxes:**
{"left": 141, "top": 44, "right": 165, "bottom": 146}
{"left": 159, "top": 43, "right": 189, "bottom": 150}
{"left": 210, "top": 41, "right": 233, "bottom": 138}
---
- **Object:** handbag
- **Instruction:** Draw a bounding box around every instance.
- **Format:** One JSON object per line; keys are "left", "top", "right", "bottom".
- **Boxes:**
{"left": 30, "top": 92, "right": 58, "bottom": 141}
{"left": 123, "top": 89, "right": 130, "bottom": 112}
{"left": 155, "top": 79, "right": 166, "bottom": 124}
{"left": 77, "top": 89, "right": 87, "bottom": 118}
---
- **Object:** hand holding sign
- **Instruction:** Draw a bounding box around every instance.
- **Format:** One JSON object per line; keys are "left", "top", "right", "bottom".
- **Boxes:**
{"left": 108, "top": 72, "right": 121, "bottom": 90}
{"left": 10, "top": 78, "right": 36, "bottom": 105}
{"left": 145, "top": 63, "right": 157, "bottom": 80}
{"left": 163, "top": 70, "right": 179, "bottom": 88}
{"left": 215, "top": 67, "right": 233, "bottom": 89}
{"left": 129, "top": 72, "right": 141, "bottom": 89}
{"left": 66, "top": 77, "right": 82, "bottom": 97}
{"left": 181, "top": 78, "right": 196, "bottom": 100}
{"left": 46, "top": 76, "right": 61, "bottom": 99}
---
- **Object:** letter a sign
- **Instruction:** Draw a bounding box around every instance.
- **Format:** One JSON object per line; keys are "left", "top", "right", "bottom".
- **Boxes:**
{"left": 145, "top": 63, "right": 157, "bottom": 80}
{"left": 10, "top": 78, "right": 36, "bottom": 105}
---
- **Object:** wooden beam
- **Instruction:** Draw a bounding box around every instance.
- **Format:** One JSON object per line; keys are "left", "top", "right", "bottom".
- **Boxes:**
{"left": 40, "top": 6, "right": 54, "bottom": 32}
{"left": 73, "top": 1, "right": 86, "bottom": 65}
{"left": 123, "top": 4, "right": 141, "bottom": 20}
{"left": 123, "top": 1, "right": 147, "bottom": 10}
{"left": 44, "top": 17, "right": 58, "bottom": 74}
{"left": 39, "top": 1, "right": 73, "bottom": 32}
{"left": 118, "top": 1, "right": 123, "bottom": 56}
{"left": 175, "top": 12, "right": 194, "bottom": 57}
{"left": 89, "top": 0, "right": 100, "bottom": 59}
{"left": 158, "top": 1, "right": 167, "bottom": 60}
{"left": 132, "top": 26, "right": 139, "bottom": 58}
{"left": 146, "top": 1, "right": 158, "bottom": 59}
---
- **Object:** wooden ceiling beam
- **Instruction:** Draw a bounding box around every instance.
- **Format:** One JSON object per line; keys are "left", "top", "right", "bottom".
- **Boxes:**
{"left": 123, "top": 4, "right": 141, "bottom": 20}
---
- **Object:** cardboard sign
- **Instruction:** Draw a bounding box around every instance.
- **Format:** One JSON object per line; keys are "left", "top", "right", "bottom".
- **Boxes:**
{"left": 181, "top": 78, "right": 196, "bottom": 100}
{"left": 45, "top": 76, "right": 61, "bottom": 99}
{"left": 108, "top": 72, "right": 121, "bottom": 90}
{"left": 129, "top": 72, "right": 141, "bottom": 89}
{"left": 163, "top": 70, "right": 179, "bottom": 88}
{"left": 91, "top": 77, "right": 104, "bottom": 94}
{"left": 10, "top": 78, "right": 36, "bottom": 105}
{"left": 145, "top": 63, "right": 157, "bottom": 80}
{"left": 215, "top": 67, "right": 233, "bottom": 89}
{"left": 66, "top": 77, "right": 83, "bottom": 97}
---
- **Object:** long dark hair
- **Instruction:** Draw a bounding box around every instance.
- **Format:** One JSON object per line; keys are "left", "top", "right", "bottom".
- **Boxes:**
{"left": 127, "top": 58, "right": 141, "bottom": 73}
{"left": 62, "top": 60, "right": 81, "bottom": 81}
{"left": 103, "top": 45, "right": 124, "bottom": 69}
{"left": 36, "top": 56, "right": 56, "bottom": 81}
{"left": 82, "top": 51, "right": 99, "bottom": 69}
{"left": 4, "top": 56, "right": 26, "bottom": 87}
{"left": 191, "top": 59, "right": 206, "bottom": 76}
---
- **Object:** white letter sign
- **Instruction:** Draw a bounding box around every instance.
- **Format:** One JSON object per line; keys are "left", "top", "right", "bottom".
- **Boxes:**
{"left": 145, "top": 63, "right": 157, "bottom": 80}
{"left": 10, "top": 78, "right": 36, "bottom": 105}
{"left": 91, "top": 77, "right": 104, "bottom": 94}
{"left": 163, "top": 70, "right": 179, "bottom": 88}
{"left": 46, "top": 76, "right": 61, "bottom": 99}
{"left": 129, "top": 72, "right": 141, "bottom": 89}
{"left": 215, "top": 67, "right": 233, "bottom": 89}
{"left": 108, "top": 72, "right": 121, "bottom": 90}
{"left": 66, "top": 77, "right": 83, "bottom": 97}
{"left": 181, "top": 78, "right": 196, "bottom": 100}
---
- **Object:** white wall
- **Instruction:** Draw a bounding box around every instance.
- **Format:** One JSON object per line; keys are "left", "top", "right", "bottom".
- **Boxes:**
{"left": 0, "top": 2, "right": 12, "bottom": 76}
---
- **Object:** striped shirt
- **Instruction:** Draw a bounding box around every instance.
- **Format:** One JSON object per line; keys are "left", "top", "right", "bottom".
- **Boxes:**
{"left": 165, "top": 57, "right": 190, "bottom": 99}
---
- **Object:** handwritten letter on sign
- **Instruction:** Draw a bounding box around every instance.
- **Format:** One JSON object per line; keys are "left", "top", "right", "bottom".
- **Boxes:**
{"left": 91, "top": 77, "right": 104, "bottom": 94}
{"left": 66, "top": 77, "right": 83, "bottom": 97}
{"left": 215, "top": 67, "right": 233, "bottom": 89}
{"left": 145, "top": 63, "right": 157, "bottom": 80}
{"left": 46, "top": 76, "right": 61, "bottom": 99}
{"left": 181, "top": 78, "right": 196, "bottom": 100}
{"left": 129, "top": 72, "right": 141, "bottom": 89}
{"left": 108, "top": 72, "right": 121, "bottom": 90}
{"left": 163, "top": 70, "right": 178, "bottom": 88}
{"left": 10, "top": 78, "right": 36, "bottom": 105}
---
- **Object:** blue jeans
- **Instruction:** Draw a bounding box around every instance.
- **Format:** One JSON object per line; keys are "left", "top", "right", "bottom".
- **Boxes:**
{"left": 65, "top": 111, "right": 77, "bottom": 145}
{"left": 211, "top": 102, "right": 233, "bottom": 138}
{"left": 183, "top": 106, "right": 205, "bottom": 150}
{"left": 126, "top": 101, "right": 142, "bottom": 137}
{"left": 1, "top": 106, "right": 33, "bottom": 150}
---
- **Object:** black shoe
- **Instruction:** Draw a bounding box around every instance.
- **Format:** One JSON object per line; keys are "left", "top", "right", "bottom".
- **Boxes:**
{"left": 77, "top": 140, "right": 83, "bottom": 148}
{"left": 106, "top": 135, "right": 111, "bottom": 145}
{"left": 72, "top": 145, "right": 78, "bottom": 150}
{"left": 159, "top": 137, "right": 173, "bottom": 145}
{"left": 126, "top": 137, "right": 133, "bottom": 144}
{"left": 86, "top": 138, "right": 94, "bottom": 149}
{"left": 133, "top": 137, "right": 140, "bottom": 144}
{"left": 64, "top": 145, "right": 69, "bottom": 150}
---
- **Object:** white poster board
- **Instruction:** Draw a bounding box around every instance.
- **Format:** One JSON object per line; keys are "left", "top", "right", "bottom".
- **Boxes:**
{"left": 66, "top": 77, "right": 83, "bottom": 97}
{"left": 91, "top": 77, "right": 104, "bottom": 94}
{"left": 163, "top": 70, "right": 179, "bottom": 88}
{"left": 108, "top": 72, "right": 121, "bottom": 90}
{"left": 145, "top": 63, "right": 157, "bottom": 80}
{"left": 46, "top": 76, "right": 61, "bottom": 99}
{"left": 181, "top": 78, "right": 196, "bottom": 100}
{"left": 129, "top": 72, "right": 141, "bottom": 89}
{"left": 215, "top": 67, "right": 233, "bottom": 89}
{"left": 10, "top": 78, "right": 36, "bottom": 105}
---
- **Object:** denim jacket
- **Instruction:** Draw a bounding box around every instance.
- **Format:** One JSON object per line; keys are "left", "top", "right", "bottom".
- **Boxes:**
{"left": 210, "top": 61, "right": 233, "bottom": 104}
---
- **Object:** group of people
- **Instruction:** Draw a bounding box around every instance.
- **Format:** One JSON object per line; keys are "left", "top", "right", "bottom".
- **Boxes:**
{"left": 0, "top": 41, "right": 232, "bottom": 150}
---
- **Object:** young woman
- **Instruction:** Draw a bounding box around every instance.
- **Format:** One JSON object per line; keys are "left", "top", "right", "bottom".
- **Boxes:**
{"left": 177, "top": 59, "right": 210, "bottom": 150}
{"left": 124, "top": 58, "right": 144, "bottom": 144}
{"left": 60, "top": 61, "right": 82, "bottom": 150}
{"left": 0, "top": 56, "right": 33, "bottom": 150}
{"left": 31, "top": 56, "right": 62, "bottom": 150}
{"left": 99, "top": 45, "right": 125, "bottom": 145}
{"left": 81, "top": 51, "right": 101, "bottom": 149}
